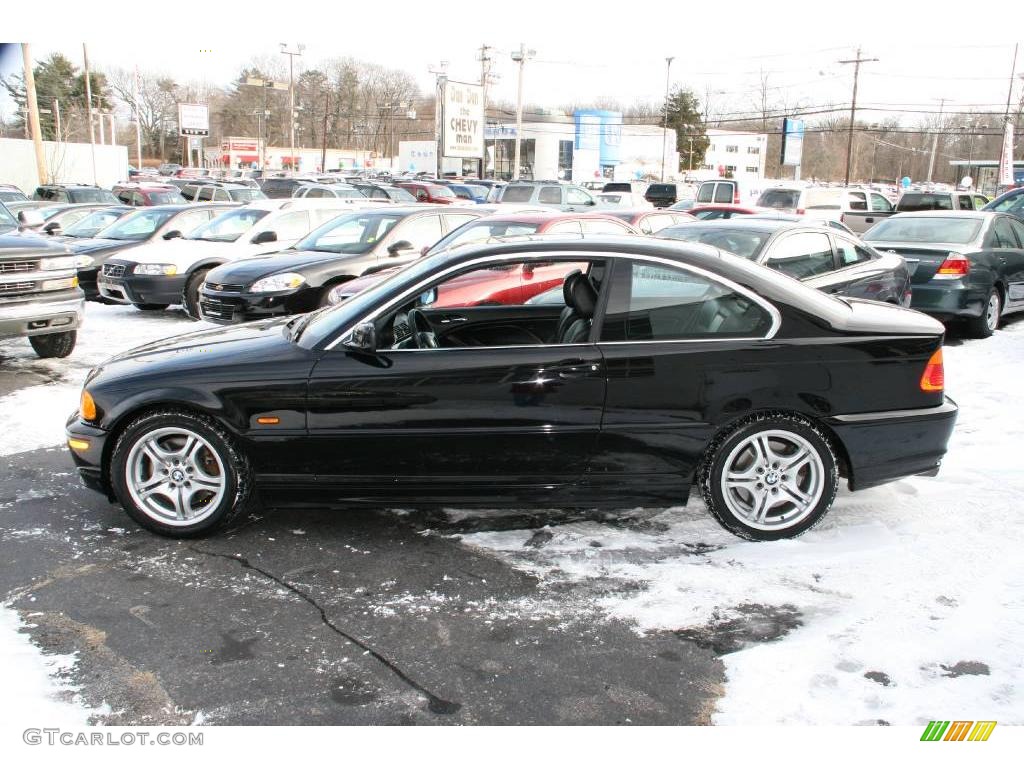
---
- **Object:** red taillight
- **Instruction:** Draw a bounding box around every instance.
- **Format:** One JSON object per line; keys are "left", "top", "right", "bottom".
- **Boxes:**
{"left": 935, "top": 253, "right": 969, "bottom": 278}
{"left": 920, "top": 348, "right": 944, "bottom": 392}
{"left": 734, "top": 190, "right": 741, "bottom": 204}
{"left": 796, "top": 207, "right": 805, "bottom": 215}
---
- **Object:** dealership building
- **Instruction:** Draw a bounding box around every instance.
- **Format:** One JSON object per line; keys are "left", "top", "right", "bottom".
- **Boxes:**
{"left": 218, "top": 136, "right": 378, "bottom": 172}
{"left": 694, "top": 128, "right": 768, "bottom": 182}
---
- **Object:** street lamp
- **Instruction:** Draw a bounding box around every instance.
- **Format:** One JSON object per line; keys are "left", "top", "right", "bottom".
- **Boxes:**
{"left": 280, "top": 43, "right": 305, "bottom": 172}
{"left": 511, "top": 44, "right": 535, "bottom": 181}
{"left": 661, "top": 57, "right": 674, "bottom": 182}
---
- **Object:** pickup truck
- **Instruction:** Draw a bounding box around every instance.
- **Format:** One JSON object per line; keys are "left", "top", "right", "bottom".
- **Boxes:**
{"left": 0, "top": 203, "right": 84, "bottom": 358}
{"left": 842, "top": 190, "right": 990, "bottom": 235}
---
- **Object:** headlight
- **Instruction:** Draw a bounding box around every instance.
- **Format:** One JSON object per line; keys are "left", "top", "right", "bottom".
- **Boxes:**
{"left": 75, "top": 255, "right": 94, "bottom": 268}
{"left": 41, "top": 277, "right": 78, "bottom": 291}
{"left": 133, "top": 263, "right": 179, "bottom": 276}
{"left": 250, "top": 272, "right": 306, "bottom": 293}
{"left": 39, "top": 255, "right": 76, "bottom": 271}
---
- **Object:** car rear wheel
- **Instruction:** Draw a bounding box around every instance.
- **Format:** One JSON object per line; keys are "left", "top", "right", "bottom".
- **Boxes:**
{"left": 29, "top": 330, "right": 76, "bottom": 359}
{"left": 964, "top": 288, "right": 1000, "bottom": 339}
{"left": 133, "top": 303, "right": 170, "bottom": 311}
{"left": 699, "top": 414, "right": 838, "bottom": 541}
{"left": 182, "top": 269, "right": 209, "bottom": 319}
{"left": 110, "top": 411, "right": 253, "bottom": 537}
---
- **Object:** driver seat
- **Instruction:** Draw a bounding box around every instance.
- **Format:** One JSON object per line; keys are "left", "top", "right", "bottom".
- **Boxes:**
{"left": 555, "top": 270, "right": 598, "bottom": 344}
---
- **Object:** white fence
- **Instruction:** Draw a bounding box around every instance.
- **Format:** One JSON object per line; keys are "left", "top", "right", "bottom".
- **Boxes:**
{"left": 0, "top": 138, "right": 128, "bottom": 194}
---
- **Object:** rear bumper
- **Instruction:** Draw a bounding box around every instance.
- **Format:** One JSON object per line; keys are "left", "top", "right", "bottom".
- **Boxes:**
{"left": 98, "top": 272, "right": 187, "bottom": 306}
{"left": 910, "top": 282, "right": 985, "bottom": 321}
{"left": 827, "top": 397, "right": 958, "bottom": 491}
{"left": 0, "top": 291, "right": 84, "bottom": 339}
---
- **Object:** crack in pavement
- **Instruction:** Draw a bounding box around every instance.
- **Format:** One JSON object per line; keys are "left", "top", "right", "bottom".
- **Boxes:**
{"left": 188, "top": 545, "right": 461, "bottom": 716}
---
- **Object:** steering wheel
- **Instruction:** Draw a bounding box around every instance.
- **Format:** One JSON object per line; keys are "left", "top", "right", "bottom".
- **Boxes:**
{"left": 407, "top": 309, "right": 439, "bottom": 349}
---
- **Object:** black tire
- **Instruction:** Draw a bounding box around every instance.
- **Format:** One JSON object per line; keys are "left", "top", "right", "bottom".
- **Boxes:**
{"left": 133, "top": 303, "right": 170, "bottom": 311}
{"left": 698, "top": 412, "right": 839, "bottom": 541}
{"left": 964, "top": 288, "right": 1000, "bottom": 339}
{"left": 29, "top": 330, "right": 76, "bottom": 359}
{"left": 109, "top": 410, "right": 253, "bottom": 537}
{"left": 182, "top": 269, "right": 209, "bottom": 319}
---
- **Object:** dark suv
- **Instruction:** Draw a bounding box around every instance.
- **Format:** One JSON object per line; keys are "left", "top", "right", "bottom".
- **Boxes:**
{"left": 260, "top": 177, "right": 307, "bottom": 199}
{"left": 112, "top": 183, "right": 185, "bottom": 206}
{"left": 644, "top": 183, "right": 683, "bottom": 208}
{"left": 34, "top": 185, "right": 119, "bottom": 204}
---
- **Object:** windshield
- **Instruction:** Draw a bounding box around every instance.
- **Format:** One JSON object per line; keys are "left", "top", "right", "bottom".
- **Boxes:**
{"left": 429, "top": 184, "right": 456, "bottom": 200}
{"left": 428, "top": 221, "right": 540, "bottom": 255}
{"left": 95, "top": 208, "right": 177, "bottom": 240}
{"left": 659, "top": 225, "right": 771, "bottom": 260}
{"left": 387, "top": 187, "right": 417, "bottom": 202}
{"left": 0, "top": 190, "right": 26, "bottom": 202}
{"left": 897, "top": 193, "right": 953, "bottom": 212}
{"left": 70, "top": 188, "right": 119, "bottom": 204}
{"left": 228, "top": 187, "right": 267, "bottom": 202}
{"left": 864, "top": 216, "right": 983, "bottom": 245}
{"left": 757, "top": 189, "right": 800, "bottom": 209}
{"left": 987, "top": 192, "right": 1024, "bottom": 214}
{"left": 500, "top": 186, "right": 536, "bottom": 203}
{"left": 148, "top": 190, "right": 184, "bottom": 204}
{"left": 188, "top": 208, "right": 269, "bottom": 242}
{"left": 802, "top": 189, "right": 843, "bottom": 209}
{"left": 0, "top": 203, "right": 16, "bottom": 233}
{"left": 63, "top": 209, "right": 126, "bottom": 237}
{"left": 294, "top": 211, "right": 404, "bottom": 253}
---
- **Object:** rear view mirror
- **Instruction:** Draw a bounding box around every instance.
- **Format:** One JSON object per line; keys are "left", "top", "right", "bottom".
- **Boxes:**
{"left": 387, "top": 239, "right": 413, "bottom": 256}
{"left": 162, "top": 230, "right": 183, "bottom": 240}
{"left": 18, "top": 210, "right": 44, "bottom": 228}
{"left": 344, "top": 321, "right": 377, "bottom": 352}
{"left": 251, "top": 230, "right": 278, "bottom": 244}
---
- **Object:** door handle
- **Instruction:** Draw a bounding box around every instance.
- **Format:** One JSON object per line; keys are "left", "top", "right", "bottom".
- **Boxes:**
{"left": 438, "top": 314, "right": 466, "bottom": 324}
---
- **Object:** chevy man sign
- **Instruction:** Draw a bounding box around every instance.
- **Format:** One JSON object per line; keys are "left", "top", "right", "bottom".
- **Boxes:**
{"left": 178, "top": 103, "right": 210, "bottom": 138}
{"left": 443, "top": 81, "right": 483, "bottom": 158}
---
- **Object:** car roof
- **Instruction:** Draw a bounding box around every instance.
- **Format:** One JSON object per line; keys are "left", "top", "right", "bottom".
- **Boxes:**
{"left": 471, "top": 211, "right": 620, "bottom": 225}
{"left": 888, "top": 210, "right": 993, "bottom": 219}
{"left": 664, "top": 218, "right": 826, "bottom": 235}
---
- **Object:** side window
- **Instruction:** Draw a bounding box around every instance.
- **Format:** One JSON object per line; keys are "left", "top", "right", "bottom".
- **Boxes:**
{"left": 870, "top": 193, "right": 893, "bottom": 212}
{"left": 271, "top": 211, "right": 313, "bottom": 240}
{"left": 171, "top": 208, "right": 212, "bottom": 235}
{"left": 372, "top": 189, "right": 388, "bottom": 199}
{"left": 958, "top": 195, "right": 973, "bottom": 210}
{"left": 117, "top": 190, "right": 132, "bottom": 205}
{"left": 600, "top": 260, "right": 773, "bottom": 341}
{"left": 1007, "top": 219, "right": 1024, "bottom": 248}
{"left": 396, "top": 214, "right": 444, "bottom": 249}
{"left": 310, "top": 208, "right": 343, "bottom": 226}
{"left": 847, "top": 192, "right": 867, "bottom": 211}
{"left": 712, "top": 183, "right": 734, "bottom": 203}
{"left": 835, "top": 237, "right": 875, "bottom": 266}
{"left": 642, "top": 214, "right": 675, "bottom": 234}
{"left": 539, "top": 186, "right": 562, "bottom": 204}
{"left": 197, "top": 187, "right": 215, "bottom": 201}
{"left": 991, "top": 217, "right": 1019, "bottom": 248}
{"left": 764, "top": 232, "right": 836, "bottom": 278}
{"left": 415, "top": 188, "right": 429, "bottom": 201}
{"left": 581, "top": 218, "right": 630, "bottom": 235}
{"left": 546, "top": 220, "right": 583, "bottom": 235}
{"left": 444, "top": 213, "right": 479, "bottom": 232}
{"left": 973, "top": 195, "right": 989, "bottom": 210}
{"left": 181, "top": 185, "right": 196, "bottom": 201}
{"left": 566, "top": 187, "right": 593, "bottom": 206}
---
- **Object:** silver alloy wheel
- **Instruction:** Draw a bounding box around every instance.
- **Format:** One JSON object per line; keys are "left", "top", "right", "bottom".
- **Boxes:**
{"left": 986, "top": 292, "right": 1001, "bottom": 331}
{"left": 720, "top": 429, "right": 825, "bottom": 531}
{"left": 125, "top": 427, "right": 226, "bottom": 526}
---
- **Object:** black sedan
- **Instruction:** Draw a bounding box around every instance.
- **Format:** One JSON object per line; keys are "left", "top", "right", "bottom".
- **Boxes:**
{"left": 658, "top": 220, "right": 911, "bottom": 305}
{"left": 863, "top": 211, "right": 1024, "bottom": 338}
{"left": 66, "top": 236, "right": 956, "bottom": 541}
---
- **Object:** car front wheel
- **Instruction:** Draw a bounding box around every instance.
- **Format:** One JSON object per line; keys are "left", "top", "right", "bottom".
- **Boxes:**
{"left": 182, "top": 269, "right": 209, "bottom": 319}
{"left": 29, "top": 330, "right": 76, "bottom": 358}
{"left": 699, "top": 414, "right": 838, "bottom": 541}
{"left": 110, "top": 411, "right": 253, "bottom": 537}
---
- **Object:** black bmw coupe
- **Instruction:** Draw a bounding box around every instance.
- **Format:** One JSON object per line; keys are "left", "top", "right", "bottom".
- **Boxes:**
{"left": 66, "top": 236, "right": 957, "bottom": 541}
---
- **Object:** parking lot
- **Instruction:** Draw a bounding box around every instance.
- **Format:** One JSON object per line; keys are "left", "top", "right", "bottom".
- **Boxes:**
{"left": 1, "top": 301, "right": 1021, "bottom": 725}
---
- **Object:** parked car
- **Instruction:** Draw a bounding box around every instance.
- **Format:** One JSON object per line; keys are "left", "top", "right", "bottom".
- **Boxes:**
{"left": 66, "top": 235, "right": 957, "bottom": 540}
{"left": 173, "top": 168, "right": 211, "bottom": 179}
{"left": 658, "top": 219, "right": 911, "bottom": 305}
{"left": 18, "top": 203, "right": 124, "bottom": 236}
{"left": 112, "top": 183, "right": 186, "bottom": 207}
{"left": 197, "top": 206, "right": 485, "bottom": 324}
{"left": 668, "top": 199, "right": 697, "bottom": 212}
{"left": 862, "top": 211, "right": 1024, "bottom": 337}
{"left": 743, "top": 211, "right": 857, "bottom": 235}
{"left": 606, "top": 209, "right": 696, "bottom": 234}
{"left": 351, "top": 183, "right": 418, "bottom": 203}
{"left": 982, "top": 187, "right": 1024, "bottom": 221}
{"left": 596, "top": 191, "right": 653, "bottom": 209}
{"left": 157, "top": 163, "right": 182, "bottom": 176}
{"left": 52, "top": 206, "right": 133, "bottom": 241}
{"left": 0, "top": 184, "right": 28, "bottom": 203}
{"left": 98, "top": 199, "right": 386, "bottom": 316}
{"left": 394, "top": 181, "right": 460, "bottom": 204}
{"left": 695, "top": 178, "right": 748, "bottom": 205}
{"left": 33, "top": 184, "right": 119, "bottom": 205}
{"left": 602, "top": 181, "right": 648, "bottom": 195}
{"left": 70, "top": 203, "right": 236, "bottom": 300}
{"left": 446, "top": 183, "right": 489, "bottom": 204}
{"left": 644, "top": 182, "right": 686, "bottom": 208}
{"left": 497, "top": 182, "right": 598, "bottom": 211}
{"left": 0, "top": 202, "right": 83, "bottom": 358}
{"left": 689, "top": 204, "right": 761, "bottom": 220}
{"left": 842, "top": 190, "right": 989, "bottom": 235}
{"left": 259, "top": 177, "right": 312, "bottom": 199}
{"left": 291, "top": 183, "right": 366, "bottom": 200}
{"left": 181, "top": 182, "right": 267, "bottom": 203}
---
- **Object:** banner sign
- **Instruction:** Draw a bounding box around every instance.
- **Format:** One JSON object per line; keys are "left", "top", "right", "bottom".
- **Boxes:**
{"left": 998, "top": 120, "right": 1015, "bottom": 186}
{"left": 781, "top": 118, "right": 804, "bottom": 167}
{"left": 443, "top": 81, "right": 483, "bottom": 159}
{"left": 178, "top": 103, "right": 209, "bottom": 137}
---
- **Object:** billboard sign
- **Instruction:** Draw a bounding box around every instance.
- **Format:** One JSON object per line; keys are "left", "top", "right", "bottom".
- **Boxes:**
{"left": 998, "top": 120, "right": 1015, "bottom": 186}
{"left": 781, "top": 118, "right": 805, "bottom": 167}
{"left": 178, "top": 103, "right": 209, "bottom": 137}
{"left": 574, "top": 110, "right": 622, "bottom": 165}
{"left": 443, "top": 81, "right": 483, "bottom": 158}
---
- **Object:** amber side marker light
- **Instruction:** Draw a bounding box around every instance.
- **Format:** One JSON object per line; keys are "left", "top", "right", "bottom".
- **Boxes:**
{"left": 80, "top": 390, "right": 97, "bottom": 421}
{"left": 256, "top": 416, "right": 280, "bottom": 425}
{"left": 920, "top": 348, "right": 944, "bottom": 392}
{"left": 67, "top": 438, "right": 90, "bottom": 452}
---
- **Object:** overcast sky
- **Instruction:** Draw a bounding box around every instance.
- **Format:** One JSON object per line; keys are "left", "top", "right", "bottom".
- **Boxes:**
{"left": 3, "top": 2, "right": 1020, "bottom": 133}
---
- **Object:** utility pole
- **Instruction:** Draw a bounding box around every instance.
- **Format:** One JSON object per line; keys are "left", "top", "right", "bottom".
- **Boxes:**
{"left": 511, "top": 44, "right": 534, "bottom": 181}
{"left": 53, "top": 99, "right": 61, "bottom": 141}
{"left": 839, "top": 46, "right": 878, "bottom": 186}
{"left": 82, "top": 44, "right": 98, "bottom": 185}
{"left": 321, "top": 91, "right": 329, "bottom": 173}
{"left": 280, "top": 43, "right": 304, "bottom": 172}
{"left": 479, "top": 43, "right": 492, "bottom": 179}
{"left": 132, "top": 68, "right": 143, "bottom": 170}
{"left": 926, "top": 98, "right": 946, "bottom": 183}
{"left": 661, "top": 56, "right": 674, "bottom": 182}
{"left": 22, "top": 44, "right": 47, "bottom": 186}
{"left": 429, "top": 61, "right": 448, "bottom": 179}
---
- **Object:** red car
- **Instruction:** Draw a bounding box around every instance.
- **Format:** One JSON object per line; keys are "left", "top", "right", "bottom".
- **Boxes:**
{"left": 327, "top": 211, "right": 638, "bottom": 305}
{"left": 394, "top": 181, "right": 458, "bottom": 204}
{"left": 606, "top": 208, "right": 697, "bottom": 234}
{"left": 688, "top": 204, "right": 762, "bottom": 221}
{"left": 112, "top": 183, "right": 185, "bottom": 207}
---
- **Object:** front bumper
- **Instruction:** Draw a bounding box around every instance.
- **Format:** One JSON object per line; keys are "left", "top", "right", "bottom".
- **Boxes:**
{"left": 66, "top": 412, "right": 111, "bottom": 497}
{"left": 98, "top": 269, "right": 187, "bottom": 306}
{"left": 910, "top": 281, "right": 984, "bottom": 321}
{"left": 199, "top": 285, "right": 312, "bottom": 325}
{"left": 0, "top": 290, "right": 84, "bottom": 339}
{"left": 827, "top": 397, "right": 958, "bottom": 491}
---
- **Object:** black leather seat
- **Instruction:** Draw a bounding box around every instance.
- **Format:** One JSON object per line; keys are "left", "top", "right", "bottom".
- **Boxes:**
{"left": 554, "top": 271, "right": 598, "bottom": 344}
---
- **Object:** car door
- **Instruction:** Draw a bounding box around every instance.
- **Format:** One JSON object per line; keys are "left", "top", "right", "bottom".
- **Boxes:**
{"left": 810, "top": 234, "right": 903, "bottom": 302}
{"left": 592, "top": 256, "right": 778, "bottom": 496}
{"left": 304, "top": 254, "right": 607, "bottom": 493}
{"left": 995, "top": 216, "right": 1024, "bottom": 309}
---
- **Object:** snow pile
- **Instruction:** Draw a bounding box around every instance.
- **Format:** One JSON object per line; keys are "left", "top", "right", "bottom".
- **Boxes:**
{"left": 464, "top": 321, "right": 1024, "bottom": 725}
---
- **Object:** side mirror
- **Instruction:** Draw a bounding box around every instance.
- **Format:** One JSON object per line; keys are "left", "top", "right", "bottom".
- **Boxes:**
{"left": 586, "top": 199, "right": 596, "bottom": 206}
{"left": 420, "top": 245, "right": 430, "bottom": 258}
{"left": 251, "top": 230, "right": 278, "bottom": 244}
{"left": 344, "top": 321, "right": 377, "bottom": 352}
{"left": 17, "top": 210, "right": 45, "bottom": 229}
{"left": 162, "top": 229, "right": 183, "bottom": 240}
{"left": 387, "top": 239, "right": 413, "bottom": 256}
{"left": 43, "top": 221, "right": 62, "bottom": 235}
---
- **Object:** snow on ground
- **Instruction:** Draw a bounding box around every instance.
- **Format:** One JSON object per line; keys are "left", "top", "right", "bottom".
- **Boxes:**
{"left": 0, "top": 303, "right": 211, "bottom": 455}
{"left": 463, "top": 321, "right": 1024, "bottom": 726}
{"left": 0, "top": 605, "right": 106, "bottom": 726}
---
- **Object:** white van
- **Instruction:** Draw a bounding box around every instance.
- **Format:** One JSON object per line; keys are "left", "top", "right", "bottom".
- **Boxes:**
{"left": 695, "top": 178, "right": 760, "bottom": 206}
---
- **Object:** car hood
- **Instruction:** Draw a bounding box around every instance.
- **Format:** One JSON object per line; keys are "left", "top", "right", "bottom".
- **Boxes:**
{"left": 0, "top": 231, "right": 70, "bottom": 256}
{"left": 206, "top": 250, "right": 340, "bottom": 284}
{"left": 68, "top": 237, "right": 137, "bottom": 256}
{"left": 115, "top": 237, "right": 229, "bottom": 267}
